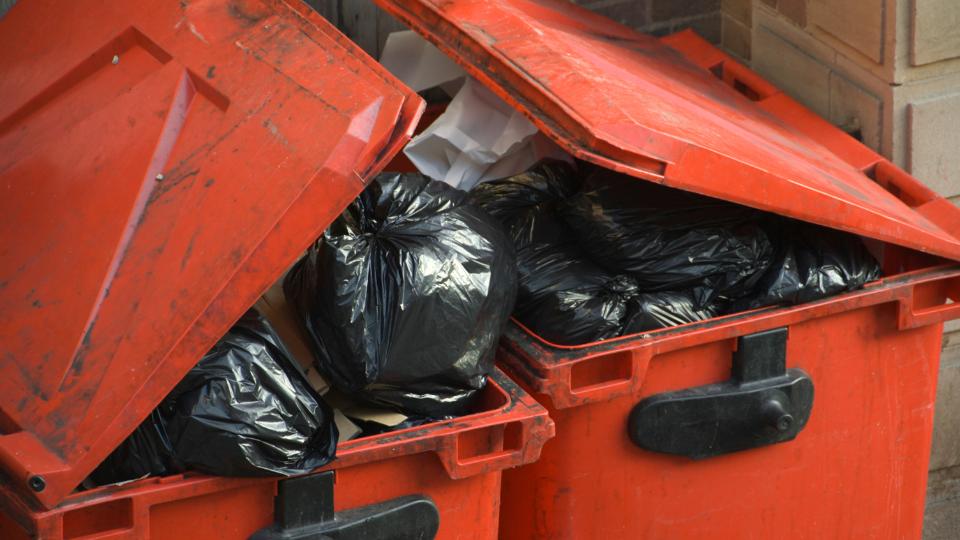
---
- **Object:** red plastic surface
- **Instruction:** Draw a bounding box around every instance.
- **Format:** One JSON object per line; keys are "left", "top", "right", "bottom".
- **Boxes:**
{"left": 375, "top": 0, "right": 960, "bottom": 261}
{"left": 0, "top": 370, "right": 555, "bottom": 540}
{"left": 0, "top": 0, "right": 423, "bottom": 509}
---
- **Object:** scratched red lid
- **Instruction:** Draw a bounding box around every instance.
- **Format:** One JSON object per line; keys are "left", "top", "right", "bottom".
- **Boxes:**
{"left": 377, "top": 0, "right": 960, "bottom": 260}
{"left": 0, "top": 0, "right": 422, "bottom": 508}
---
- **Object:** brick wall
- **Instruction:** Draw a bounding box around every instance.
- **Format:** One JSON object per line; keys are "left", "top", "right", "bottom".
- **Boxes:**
{"left": 748, "top": 0, "right": 960, "bottom": 207}
{"left": 0, "top": 0, "right": 17, "bottom": 18}
{"left": 307, "top": 0, "right": 407, "bottom": 58}
{"left": 571, "top": 0, "right": 721, "bottom": 42}
{"left": 311, "top": 0, "right": 722, "bottom": 58}
{"left": 722, "top": 0, "right": 752, "bottom": 60}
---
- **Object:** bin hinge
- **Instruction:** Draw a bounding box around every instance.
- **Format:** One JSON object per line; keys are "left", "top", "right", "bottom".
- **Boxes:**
{"left": 249, "top": 471, "right": 440, "bottom": 540}
{"left": 627, "top": 327, "right": 814, "bottom": 459}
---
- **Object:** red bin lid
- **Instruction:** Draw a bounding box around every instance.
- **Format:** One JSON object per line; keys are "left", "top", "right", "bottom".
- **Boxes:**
{"left": 0, "top": 0, "right": 422, "bottom": 508}
{"left": 376, "top": 0, "right": 960, "bottom": 260}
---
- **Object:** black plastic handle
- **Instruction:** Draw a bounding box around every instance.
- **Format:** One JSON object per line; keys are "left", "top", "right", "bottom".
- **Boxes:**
{"left": 250, "top": 471, "right": 440, "bottom": 540}
{"left": 628, "top": 328, "right": 814, "bottom": 459}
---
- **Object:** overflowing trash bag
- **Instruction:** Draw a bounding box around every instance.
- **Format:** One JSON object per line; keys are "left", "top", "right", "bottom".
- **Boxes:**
{"left": 561, "top": 167, "right": 775, "bottom": 307}
{"left": 470, "top": 161, "right": 715, "bottom": 344}
{"left": 511, "top": 248, "right": 645, "bottom": 344}
{"left": 285, "top": 172, "right": 517, "bottom": 418}
{"left": 89, "top": 310, "right": 338, "bottom": 485}
{"left": 471, "top": 161, "right": 881, "bottom": 345}
{"left": 469, "top": 160, "right": 624, "bottom": 343}
{"left": 508, "top": 246, "right": 717, "bottom": 344}
{"left": 466, "top": 159, "right": 580, "bottom": 235}
{"left": 730, "top": 220, "right": 882, "bottom": 311}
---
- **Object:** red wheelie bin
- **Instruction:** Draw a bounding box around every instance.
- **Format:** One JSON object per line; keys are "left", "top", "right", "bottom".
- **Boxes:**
{"left": 366, "top": 1, "right": 960, "bottom": 538}
{"left": 0, "top": 1, "right": 553, "bottom": 538}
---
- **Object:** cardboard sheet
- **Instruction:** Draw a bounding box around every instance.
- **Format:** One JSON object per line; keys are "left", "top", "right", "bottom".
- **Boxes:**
{"left": 254, "top": 276, "right": 330, "bottom": 395}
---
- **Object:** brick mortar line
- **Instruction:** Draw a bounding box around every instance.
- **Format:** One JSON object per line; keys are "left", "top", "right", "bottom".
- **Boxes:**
{"left": 579, "top": 0, "right": 636, "bottom": 10}
{"left": 643, "top": 10, "right": 722, "bottom": 32}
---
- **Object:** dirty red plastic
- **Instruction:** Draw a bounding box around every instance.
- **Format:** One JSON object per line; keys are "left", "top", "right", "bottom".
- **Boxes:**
{"left": 0, "top": 0, "right": 427, "bottom": 511}
{"left": 375, "top": 0, "right": 960, "bottom": 260}
{"left": 0, "top": 369, "right": 554, "bottom": 539}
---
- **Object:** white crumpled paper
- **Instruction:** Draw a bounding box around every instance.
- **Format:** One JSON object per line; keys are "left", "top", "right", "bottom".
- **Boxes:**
{"left": 380, "top": 31, "right": 569, "bottom": 191}
{"left": 404, "top": 77, "right": 569, "bottom": 190}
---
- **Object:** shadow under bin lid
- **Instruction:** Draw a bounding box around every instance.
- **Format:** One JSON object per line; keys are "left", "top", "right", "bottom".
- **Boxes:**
{"left": 376, "top": 0, "right": 960, "bottom": 261}
{"left": 0, "top": 0, "right": 423, "bottom": 509}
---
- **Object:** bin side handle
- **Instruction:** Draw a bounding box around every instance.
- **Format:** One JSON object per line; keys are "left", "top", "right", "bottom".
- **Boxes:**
{"left": 495, "top": 346, "right": 652, "bottom": 410}
{"left": 435, "top": 415, "right": 553, "bottom": 479}
{"left": 898, "top": 275, "right": 960, "bottom": 329}
{"left": 249, "top": 471, "right": 439, "bottom": 540}
{"left": 628, "top": 328, "right": 815, "bottom": 459}
{"left": 534, "top": 349, "right": 652, "bottom": 410}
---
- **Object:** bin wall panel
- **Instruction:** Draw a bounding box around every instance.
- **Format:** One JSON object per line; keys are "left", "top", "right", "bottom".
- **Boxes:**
{"left": 147, "top": 484, "right": 276, "bottom": 540}
{"left": 501, "top": 304, "right": 941, "bottom": 539}
{"left": 3, "top": 465, "right": 499, "bottom": 540}
{"left": 334, "top": 453, "right": 502, "bottom": 540}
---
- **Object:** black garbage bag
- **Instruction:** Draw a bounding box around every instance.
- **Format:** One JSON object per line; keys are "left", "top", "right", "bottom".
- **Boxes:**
{"left": 467, "top": 159, "right": 581, "bottom": 245}
{"left": 513, "top": 245, "right": 643, "bottom": 344}
{"left": 511, "top": 248, "right": 717, "bottom": 343}
{"left": 626, "top": 290, "right": 719, "bottom": 333}
{"left": 88, "top": 310, "right": 338, "bottom": 485}
{"left": 86, "top": 409, "right": 176, "bottom": 485}
{"left": 560, "top": 168, "right": 775, "bottom": 306}
{"left": 285, "top": 172, "right": 517, "bottom": 418}
{"left": 470, "top": 161, "right": 623, "bottom": 343}
{"left": 730, "top": 221, "right": 882, "bottom": 311}
{"left": 470, "top": 161, "right": 715, "bottom": 345}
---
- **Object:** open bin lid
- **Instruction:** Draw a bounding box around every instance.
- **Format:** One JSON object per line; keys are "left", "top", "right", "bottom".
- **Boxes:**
{"left": 0, "top": 0, "right": 422, "bottom": 508}
{"left": 375, "top": 0, "right": 960, "bottom": 261}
